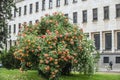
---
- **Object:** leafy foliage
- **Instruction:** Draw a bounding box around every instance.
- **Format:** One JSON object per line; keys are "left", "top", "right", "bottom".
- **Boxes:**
{"left": 1, "top": 47, "right": 20, "bottom": 69}
{"left": 14, "top": 12, "right": 96, "bottom": 80}
{"left": 0, "top": 0, "right": 16, "bottom": 49}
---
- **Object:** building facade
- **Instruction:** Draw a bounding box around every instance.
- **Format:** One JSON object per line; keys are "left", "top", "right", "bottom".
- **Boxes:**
{"left": 8, "top": 0, "right": 120, "bottom": 70}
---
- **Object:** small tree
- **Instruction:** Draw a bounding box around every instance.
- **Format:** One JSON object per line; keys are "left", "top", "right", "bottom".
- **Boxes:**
{"left": 14, "top": 12, "right": 96, "bottom": 80}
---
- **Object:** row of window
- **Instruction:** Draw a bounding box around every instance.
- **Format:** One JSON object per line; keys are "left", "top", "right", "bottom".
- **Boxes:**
{"left": 14, "top": 0, "right": 83, "bottom": 17}
{"left": 69, "top": 4, "right": 120, "bottom": 23}
{"left": 8, "top": 20, "right": 39, "bottom": 34}
{"left": 93, "top": 32, "right": 120, "bottom": 50}
{"left": 103, "top": 57, "right": 120, "bottom": 63}
{"left": 66, "top": 4, "right": 120, "bottom": 23}
{"left": 82, "top": 4, "right": 120, "bottom": 23}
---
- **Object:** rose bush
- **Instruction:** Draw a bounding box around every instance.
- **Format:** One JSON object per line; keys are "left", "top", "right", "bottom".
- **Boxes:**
{"left": 14, "top": 12, "right": 96, "bottom": 80}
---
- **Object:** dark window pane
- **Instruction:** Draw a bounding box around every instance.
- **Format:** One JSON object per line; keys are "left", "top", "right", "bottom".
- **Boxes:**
{"left": 56, "top": 0, "right": 60, "bottom": 7}
{"left": 19, "top": 7, "right": 21, "bottom": 16}
{"left": 13, "top": 24, "right": 16, "bottom": 33}
{"left": 103, "top": 57, "right": 109, "bottom": 63}
{"left": 64, "top": 0, "right": 68, "bottom": 5}
{"left": 9, "top": 25, "right": 11, "bottom": 34}
{"left": 18, "top": 23, "right": 21, "bottom": 32}
{"left": 83, "top": 10, "right": 87, "bottom": 22}
{"left": 24, "top": 5, "right": 27, "bottom": 15}
{"left": 116, "top": 57, "right": 120, "bottom": 63}
{"left": 73, "top": 0, "right": 77, "bottom": 3}
{"left": 73, "top": 12, "right": 77, "bottom": 23}
{"left": 42, "top": 0, "right": 45, "bottom": 10}
{"left": 49, "top": 0, "right": 52, "bottom": 9}
{"left": 93, "top": 8, "right": 98, "bottom": 21}
{"left": 94, "top": 34, "right": 100, "bottom": 50}
{"left": 104, "top": 6, "right": 109, "bottom": 19}
{"left": 105, "top": 33, "right": 112, "bottom": 50}
{"left": 116, "top": 4, "right": 120, "bottom": 17}
{"left": 36, "top": 2, "right": 39, "bottom": 12}
{"left": 14, "top": 8, "right": 16, "bottom": 17}
{"left": 117, "top": 32, "right": 120, "bottom": 49}
{"left": 30, "top": 4, "right": 33, "bottom": 14}
{"left": 64, "top": 13, "right": 68, "bottom": 18}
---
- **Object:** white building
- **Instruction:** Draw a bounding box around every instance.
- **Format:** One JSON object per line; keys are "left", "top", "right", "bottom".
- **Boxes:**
{"left": 8, "top": 0, "right": 120, "bottom": 70}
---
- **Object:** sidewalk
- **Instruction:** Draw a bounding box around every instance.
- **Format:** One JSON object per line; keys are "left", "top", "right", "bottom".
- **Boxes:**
{"left": 98, "top": 68, "right": 120, "bottom": 73}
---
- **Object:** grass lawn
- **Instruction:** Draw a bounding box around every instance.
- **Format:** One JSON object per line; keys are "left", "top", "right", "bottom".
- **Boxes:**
{"left": 0, "top": 68, "right": 120, "bottom": 80}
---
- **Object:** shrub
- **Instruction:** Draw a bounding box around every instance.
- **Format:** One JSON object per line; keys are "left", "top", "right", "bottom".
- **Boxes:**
{"left": 1, "top": 47, "right": 20, "bottom": 69}
{"left": 14, "top": 12, "right": 96, "bottom": 80}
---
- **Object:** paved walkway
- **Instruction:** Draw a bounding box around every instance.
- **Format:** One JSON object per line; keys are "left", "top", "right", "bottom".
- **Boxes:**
{"left": 98, "top": 68, "right": 120, "bottom": 73}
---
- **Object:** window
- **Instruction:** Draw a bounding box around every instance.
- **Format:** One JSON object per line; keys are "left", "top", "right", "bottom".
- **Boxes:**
{"left": 103, "top": 57, "right": 109, "bottom": 63}
{"left": 24, "top": 5, "right": 27, "bottom": 15}
{"left": 83, "top": 10, "right": 87, "bottom": 22}
{"left": 116, "top": 4, "right": 120, "bottom": 18}
{"left": 94, "top": 34, "right": 100, "bottom": 50}
{"left": 10, "top": 40, "right": 12, "bottom": 48}
{"left": 36, "top": 2, "right": 39, "bottom": 12}
{"left": 30, "top": 4, "right": 33, "bottom": 14}
{"left": 9, "top": 25, "right": 11, "bottom": 34}
{"left": 49, "top": 0, "right": 52, "bottom": 9}
{"left": 117, "top": 32, "right": 120, "bottom": 49}
{"left": 42, "top": 0, "right": 45, "bottom": 10}
{"left": 18, "top": 23, "right": 21, "bottom": 32}
{"left": 56, "top": 0, "right": 60, "bottom": 7}
{"left": 13, "top": 24, "right": 16, "bottom": 34}
{"left": 116, "top": 57, "right": 120, "bottom": 63}
{"left": 73, "top": 0, "right": 77, "bottom": 3}
{"left": 64, "top": 0, "right": 68, "bottom": 5}
{"left": 35, "top": 20, "right": 39, "bottom": 23}
{"left": 64, "top": 14, "right": 68, "bottom": 18}
{"left": 29, "top": 21, "right": 32, "bottom": 25}
{"left": 105, "top": 33, "right": 112, "bottom": 50}
{"left": 73, "top": 12, "right": 77, "bottom": 23}
{"left": 14, "top": 8, "right": 16, "bottom": 17}
{"left": 104, "top": 6, "right": 109, "bottom": 19}
{"left": 93, "top": 8, "right": 98, "bottom": 21}
{"left": 19, "top": 7, "right": 21, "bottom": 16}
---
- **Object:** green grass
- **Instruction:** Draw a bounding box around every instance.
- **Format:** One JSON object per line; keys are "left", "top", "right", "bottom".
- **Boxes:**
{"left": 0, "top": 68, "right": 120, "bottom": 80}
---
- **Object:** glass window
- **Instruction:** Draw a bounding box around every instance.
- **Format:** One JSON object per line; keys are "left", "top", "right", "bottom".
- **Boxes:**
{"left": 19, "top": 7, "right": 21, "bottom": 16}
{"left": 30, "top": 4, "right": 33, "bottom": 14}
{"left": 116, "top": 4, "right": 120, "bottom": 17}
{"left": 56, "top": 0, "right": 60, "bottom": 7}
{"left": 104, "top": 6, "right": 109, "bottom": 19}
{"left": 105, "top": 33, "right": 112, "bottom": 50}
{"left": 116, "top": 57, "right": 120, "bottom": 63}
{"left": 64, "top": 0, "right": 68, "bottom": 5}
{"left": 14, "top": 8, "right": 16, "bottom": 17}
{"left": 18, "top": 23, "right": 21, "bottom": 32}
{"left": 94, "top": 34, "right": 100, "bottom": 50}
{"left": 36, "top": 2, "right": 39, "bottom": 12}
{"left": 83, "top": 10, "right": 87, "bottom": 22}
{"left": 103, "top": 57, "right": 109, "bottom": 63}
{"left": 73, "top": 12, "right": 77, "bottom": 23}
{"left": 93, "top": 8, "right": 98, "bottom": 21}
{"left": 117, "top": 32, "right": 120, "bottom": 49}
{"left": 24, "top": 5, "right": 27, "bottom": 15}
{"left": 73, "top": 0, "right": 77, "bottom": 3}
{"left": 42, "top": 0, "right": 45, "bottom": 10}
{"left": 13, "top": 24, "right": 16, "bottom": 34}
{"left": 9, "top": 25, "right": 11, "bottom": 34}
{"left": 49, "top": 0, "right": 52, "bottom": 9}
